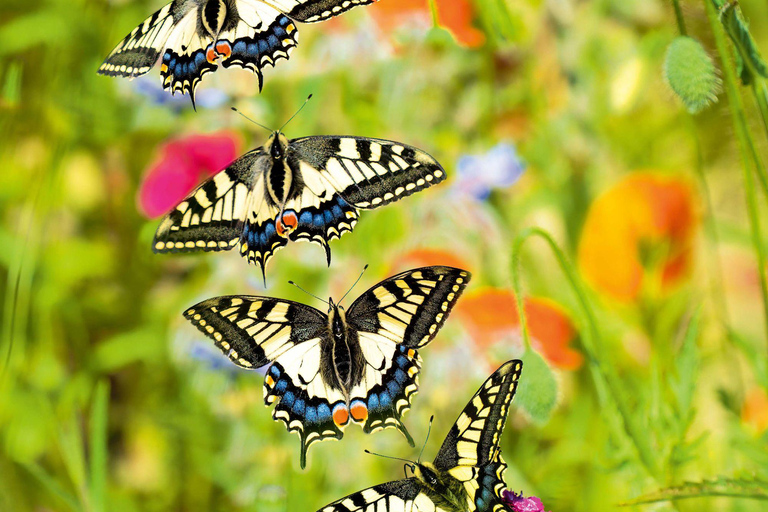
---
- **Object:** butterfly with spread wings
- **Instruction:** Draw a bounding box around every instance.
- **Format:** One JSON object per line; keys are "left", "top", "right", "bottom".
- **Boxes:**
{"left": 99, "top": 0, "right": 376, "bottom": 106}
{"left": 184, "top": 266, "right": 470, "bottom": 468}
{"left": 317, "top": 359, "right": 523, "bottom": 512}
{"left": 153, "top": 131, "right": 446, "bottom": 282}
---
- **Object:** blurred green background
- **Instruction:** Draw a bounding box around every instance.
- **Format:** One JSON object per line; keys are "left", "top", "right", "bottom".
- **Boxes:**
{"left": 2, "top": 0, "right": 768, "bottom": 510}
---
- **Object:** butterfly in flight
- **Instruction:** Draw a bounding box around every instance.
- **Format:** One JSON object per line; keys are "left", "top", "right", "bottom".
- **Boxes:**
{"left": 316, "top": 359, "right": 523, "bottom": 512}
{"left": 184, "top": 266, "right": 471, "bottom": 468}
{"left": 153, "top": 111, "right": 446, "bottom": 282}
{"left": 99, "top": 0, "right": 377, "bottom": 107}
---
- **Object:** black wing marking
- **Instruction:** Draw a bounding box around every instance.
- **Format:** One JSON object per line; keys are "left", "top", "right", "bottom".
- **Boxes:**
{"left": 347, "top": 266, "right": 471, "bottom": 349}
{"left": 317, "top": 478, "right": 437, "bottom": 512}
{"left": 289, "top": 136, "right": 446, "bottom": 210}
{"left": 433, "top": 360, "right": 523, "bottom": 471}
{"left": 99, "top": 1, "right": 183, "bottom": 78}
{"left": 153, "top": 150, "right": 265, "bottom": 254}
{"left": 184, "top": 296, "right": 346, "bottom": 468}
{"left": 264, "top": 0, "right": 377, "bottom": 23}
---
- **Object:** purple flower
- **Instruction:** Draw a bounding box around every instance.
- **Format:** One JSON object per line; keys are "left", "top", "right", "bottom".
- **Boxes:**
{"left": 130, "top": 75, "right": 228, "bottom": 109}
{"left": 501, "top": 490, "right": 550, "bottom": 512}
{"left": 453, "top": 143, "right": 525, "bottom": 200}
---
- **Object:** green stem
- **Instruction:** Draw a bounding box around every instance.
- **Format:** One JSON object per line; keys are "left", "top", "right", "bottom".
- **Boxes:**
{"left": 671, "top": 0, "right": 688, "bottom": 36}
{"left": 704, "top": 0, "right": 768, "bottom": 343}
{"left": 750, "top": 81, "right": 768, "bottom": 199}
{"left": 510, "top": 227, "right": 661, "bottom": 478}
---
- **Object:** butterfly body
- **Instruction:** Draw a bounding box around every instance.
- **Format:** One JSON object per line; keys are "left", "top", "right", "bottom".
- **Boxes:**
{"left": 185, "top": 266, "right": 470, "bottom": 467}
{"left": 154, "top": 133, "right": 445, "bottom": 280}
{"left": 100, "top": 0, "right": 375, "bottom": 103}
{"left": 317, "top": 360, "right": 522, "bottom": 512}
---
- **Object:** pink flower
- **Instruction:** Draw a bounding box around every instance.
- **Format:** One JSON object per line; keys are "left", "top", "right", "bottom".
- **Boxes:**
{"left": 138, "top": 132, "right": 241, "bottom": 218}
{"left": 501, "top": 490, "right": 550, "bottom": 512}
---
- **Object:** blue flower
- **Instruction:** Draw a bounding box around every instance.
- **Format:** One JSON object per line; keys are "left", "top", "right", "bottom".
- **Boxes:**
{"left": 130, "top": 75, "right": 228, "bottom": 109}
{"left": 453, "top": 143, "right": 526, "bottom": 200}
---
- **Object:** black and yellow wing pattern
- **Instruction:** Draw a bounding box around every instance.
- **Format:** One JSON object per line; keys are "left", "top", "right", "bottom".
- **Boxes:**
{"left": 183, "top": 266, "right": 470, "bottom": 468}
{"left": 153, "top": 135, "right": 445, "bottom": 280}
{"left": 99, "top": 0, "right": 375, "bottom": 104}
{"left": 316, "top": 360, "right": 523, "bottom": 512}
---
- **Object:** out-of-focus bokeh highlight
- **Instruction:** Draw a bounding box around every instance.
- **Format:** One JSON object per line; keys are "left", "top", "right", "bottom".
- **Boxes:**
{"left": 2, "top": 0, "right": 768, "bottom": 511}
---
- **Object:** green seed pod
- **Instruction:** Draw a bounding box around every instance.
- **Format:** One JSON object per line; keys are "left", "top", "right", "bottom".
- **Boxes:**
{"left": 664, "top": 36, "right": 721, "bottom": 114}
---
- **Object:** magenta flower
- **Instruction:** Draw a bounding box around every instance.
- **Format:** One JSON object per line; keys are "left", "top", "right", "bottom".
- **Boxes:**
{"left": 138, "top": 132, "right": 241, "bottom": 218}
{"left": 501, "top": 490, "right": 550, "bottom": 512}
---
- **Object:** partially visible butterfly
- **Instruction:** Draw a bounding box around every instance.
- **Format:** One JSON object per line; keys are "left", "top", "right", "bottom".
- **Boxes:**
{"left": 99, "top": 0, "right": 377, "bottom": 106}
{"left": 153, "top": 125, "right": 446, "bottom": 282}
{"left": 184, "top": 266, "right": 471, "bottom": 468}
{"left": 316, "top": 359, "right": 523, "bottom": 512}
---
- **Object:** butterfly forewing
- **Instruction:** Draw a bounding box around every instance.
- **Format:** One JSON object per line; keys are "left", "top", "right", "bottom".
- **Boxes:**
{"left": 433, "top": 360, "right": 523, "bottom": 512}
{"left": 99, "top": 2, "right": 180, "bottom": 78}
{"left": 184, "top": 295, "right": 327, "bottom": 368}
{"left": 153, "top": 151, "right": 264, "bottom": 253}
{"left": 289, "top": 136, "right": 446, "bottom": 210}
{"left": 318, "top": 479, "right": 449, "bottom": 512}
{"left": 347, "top": 266, "right": 471, "bottom": 348}
{"left": 264, "top": 0, "right": 376, "bottom": 22}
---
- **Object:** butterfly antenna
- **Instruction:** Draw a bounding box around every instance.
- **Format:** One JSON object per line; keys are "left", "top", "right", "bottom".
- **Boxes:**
{"left": 279, "top": 94, "right": 313, "bottom": 132}
{"left": 364, "top": 450, "right": 416, "bottom": 471}
{"left": 288, "top": 280, "right": 329, "bottom": 305}
{"left": 417, "top": 415, "right": 435, "bottom": 464}
{"left": 231, "top": 107, "right": 273, "bottom": 133}
{"left": 338, "top": 264, "right": 369, "bottom": 306}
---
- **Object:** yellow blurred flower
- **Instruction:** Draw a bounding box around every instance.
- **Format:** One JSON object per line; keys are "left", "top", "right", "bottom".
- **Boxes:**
{"left": 578, "top": 173, "right": 698, "bottom": 302}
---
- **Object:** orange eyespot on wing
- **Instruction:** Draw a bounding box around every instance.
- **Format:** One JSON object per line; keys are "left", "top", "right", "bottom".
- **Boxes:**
{"left": 332, "top": 403, "right": 350, "bottom": 427}
{"left": 350, "top": 400, "right": 369, "bottom": 422}
{"left": 276, "top": 210, "right": 299, "bottom": 238}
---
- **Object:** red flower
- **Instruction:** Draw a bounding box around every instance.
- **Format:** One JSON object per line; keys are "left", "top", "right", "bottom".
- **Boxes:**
{"left": 370, "top": 0, "right": 485, "bottom": 48}
{"left": 455, "top": 288, "right": 583, "bottom": 370}
{"left": 138, "top": 132, "right": 241, "bottom": 218}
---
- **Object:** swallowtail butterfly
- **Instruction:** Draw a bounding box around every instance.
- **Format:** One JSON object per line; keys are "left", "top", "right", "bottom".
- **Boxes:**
{"left": 184, "top": 266, "right": 470, "bottom": 468}
{"left": 153, "top": 131, "right": 446, "bottom": 281}
{"left": 99, "top": 0, "right": 376, "bottom": 106}
{"left": 317, "top": 359, "right": 523, "bottom": 512}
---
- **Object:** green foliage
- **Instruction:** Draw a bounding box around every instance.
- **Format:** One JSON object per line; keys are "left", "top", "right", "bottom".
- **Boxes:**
{"left": 719, "top": 2, "right": 768, "bottom": 86}
{"left": 664, "top": 36, "right": 720, "bottom": 113}
{"left": 622, "top": 476, "right": 768, "bottom": 505}
{"left": 516, "top": 348, "right": 558, "bottom": 424}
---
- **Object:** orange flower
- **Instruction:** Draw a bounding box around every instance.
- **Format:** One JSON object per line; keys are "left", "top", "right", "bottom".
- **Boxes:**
{"left": 578, "top": 173, "right": 698, "bottom": 302}
{"left": 743, "top": 386, "right": 768, "bottom": 433}
{"left": 455, "top": 288, "right": 583, "bottom": 370}
{"left": 370, "top": 0, "right": 485, "bottom": 48}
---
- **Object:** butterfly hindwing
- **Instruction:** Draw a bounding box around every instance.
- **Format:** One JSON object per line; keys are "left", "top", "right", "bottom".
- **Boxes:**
{"left": 153, "top": 150, "right": 265, "bottom": 253}
{"left": 289, "top": 136, "right": 446, "bottom": 210}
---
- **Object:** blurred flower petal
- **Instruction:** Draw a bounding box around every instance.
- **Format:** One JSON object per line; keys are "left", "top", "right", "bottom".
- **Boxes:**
{"left": 138, "top": 132, "right": 241, "bottom": 218}
{"left": 502, "top": 490, "right": 551, "bottom": 512}
{"left": 456, "top": 288, "right": 582, "bottom": 370}
{"left": 454, "top": 143, "right": 526, "bottom": 200}
{"left": 393, "top": 248, "right": 470, "bottom": 271}
{"left": 578, "top": 173, "right": 698, "bottom": 302}
{"left": 370, "top": 0, "right": 484, "bottom": 48}
{"left": 742, "top": 386, "right": 768, "bottom": 433}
